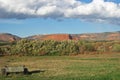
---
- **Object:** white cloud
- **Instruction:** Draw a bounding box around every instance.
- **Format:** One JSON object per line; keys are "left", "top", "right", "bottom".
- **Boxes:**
{"left": 0, "top": 19, "right": 23, "bottom": 24}
{"left": 0, "top": 0, "right": 120, "bottom": 25}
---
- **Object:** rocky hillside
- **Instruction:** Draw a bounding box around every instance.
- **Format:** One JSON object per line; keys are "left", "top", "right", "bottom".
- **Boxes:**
{"left": 27, "top": 31, "right": 120, "bottom": 41}
{"left": 72, "top": 31, "right": 120, "bottom": 40}
{"left": 0, "top": 31, "right": 120, "bottom": 42}
{"left": 27, "top": 34, "right": 72, "bottom": 41}
{"left": 0, "top": 33, "right": 21, "bottom": 42}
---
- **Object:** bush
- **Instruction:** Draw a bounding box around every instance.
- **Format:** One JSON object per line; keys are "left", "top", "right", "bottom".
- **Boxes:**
{"left": 112, "top": 44, "right": 120, "bottom": 52}
{"left": 1, "top": 39, "right": 120, "bottom": 56}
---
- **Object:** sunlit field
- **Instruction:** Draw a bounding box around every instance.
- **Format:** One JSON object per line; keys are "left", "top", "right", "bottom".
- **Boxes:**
{"left": 0, "top": 53, "right": 120, "bottom": 80}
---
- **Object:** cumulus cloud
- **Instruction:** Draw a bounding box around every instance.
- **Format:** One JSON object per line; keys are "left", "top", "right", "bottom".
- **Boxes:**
{"left": 0, "top": 0, "right": 120, "bottom": 25}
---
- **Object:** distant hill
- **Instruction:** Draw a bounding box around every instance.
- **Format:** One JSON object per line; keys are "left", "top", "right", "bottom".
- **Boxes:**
{"left": 71, "top": 31, "right": 120, "bottom": 41}
{"left": 27, "top": 31, "right": 120, "bottom": 41}
{"left": 26, "top": 34, "right": 72, "bottom": 41}
{"left": 0, "top": 31, "right": 120, "bottom": 42}
{"left": 0, "top": 33, "right": 21, "bottom": 42}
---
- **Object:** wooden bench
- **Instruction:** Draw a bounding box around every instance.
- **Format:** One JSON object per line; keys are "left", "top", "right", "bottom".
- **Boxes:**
{"left": 1, "top": 66, "right": 28, "bottom": 76}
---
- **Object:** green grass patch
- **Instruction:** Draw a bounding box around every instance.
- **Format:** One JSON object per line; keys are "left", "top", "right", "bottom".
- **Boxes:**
{"left": 0, "top": 53, "right": 120, "bottom": 80}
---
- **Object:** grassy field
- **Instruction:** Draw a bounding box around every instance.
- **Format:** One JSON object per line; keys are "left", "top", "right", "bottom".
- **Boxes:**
{"left": 0, "top": 53, "right": 120, "bottom": 80}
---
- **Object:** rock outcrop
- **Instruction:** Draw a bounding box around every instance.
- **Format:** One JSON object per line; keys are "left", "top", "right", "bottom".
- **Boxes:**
{"left": 43, "top": 34, "right": 72, "bottom": 41}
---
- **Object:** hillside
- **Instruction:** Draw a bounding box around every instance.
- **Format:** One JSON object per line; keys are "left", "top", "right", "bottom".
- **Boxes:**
{"left": 27, "top": 34, "right": 72, "bottom": 41}
{"left": 71, "top": 31, "right": 120, "bottom": 40}
{"left": 0, "top": 33, "right": 21, "bottom": 42}
{"left": 0, "top": 31, "right": 120, "bottom": 42}
{"left": 0, "top": 32, "right": 120, "bottom": 56}
{"left": 27, "top": 31, "right": 120, "bottom": 41}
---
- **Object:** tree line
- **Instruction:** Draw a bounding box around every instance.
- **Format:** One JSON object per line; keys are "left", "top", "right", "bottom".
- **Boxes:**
{"left": 0, "top": 39, "right": 120, "bottom": 56}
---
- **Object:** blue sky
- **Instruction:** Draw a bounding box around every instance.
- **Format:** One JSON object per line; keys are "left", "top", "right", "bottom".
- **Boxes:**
{"left": 0, "top": 0, "right": 120, "bottom": 37}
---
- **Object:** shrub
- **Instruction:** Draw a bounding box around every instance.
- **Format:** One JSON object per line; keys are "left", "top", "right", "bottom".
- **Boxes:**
{"left": 112, "top": 44, "right": 120, "bottom": 52}
{"left": 1, "top": 39, "right": 120, "bottom": 56}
